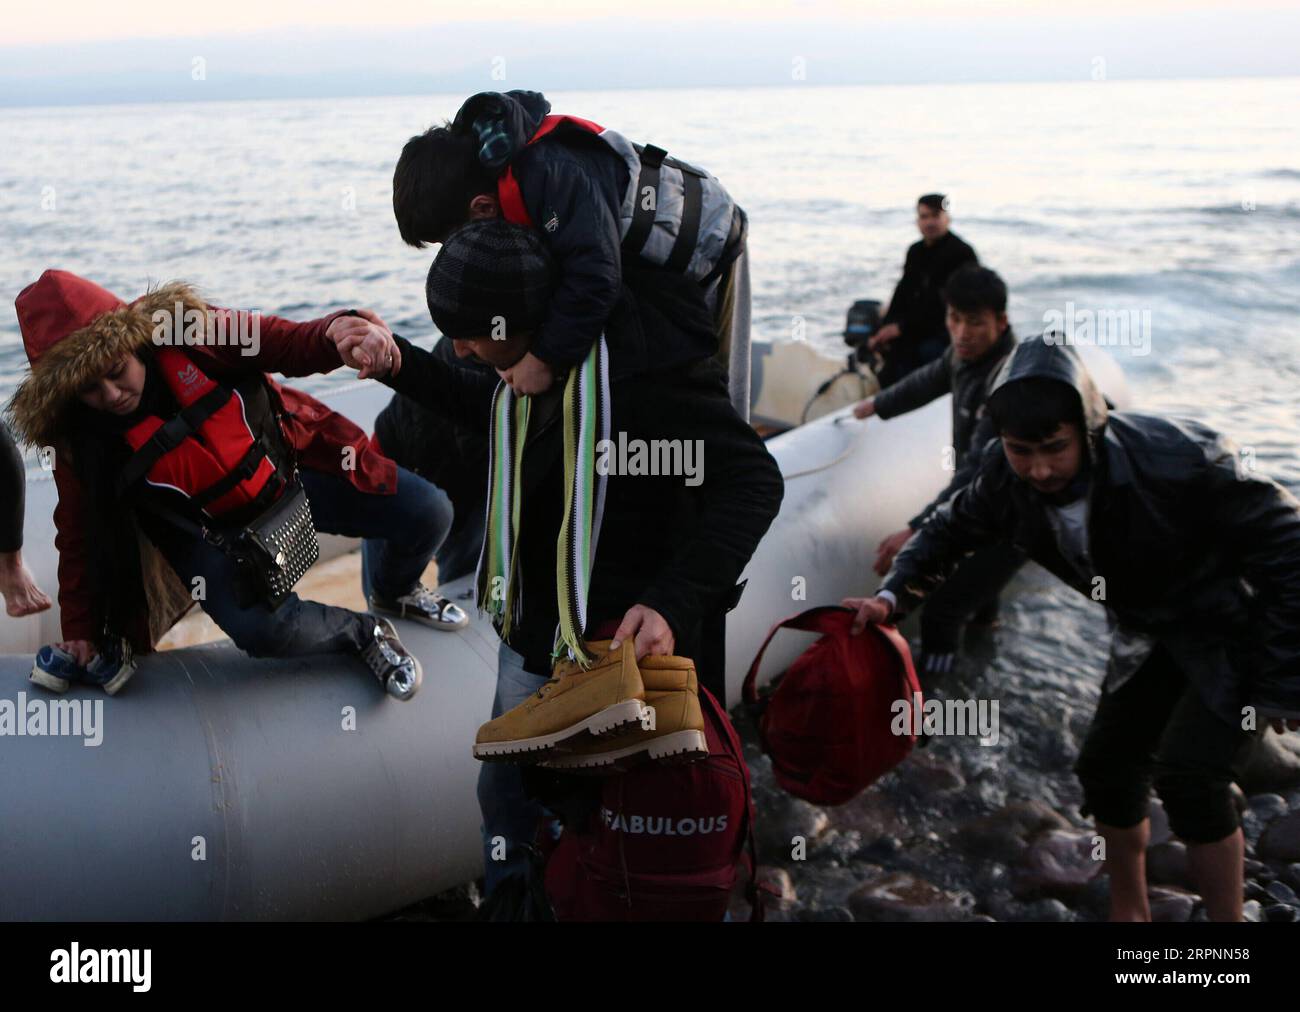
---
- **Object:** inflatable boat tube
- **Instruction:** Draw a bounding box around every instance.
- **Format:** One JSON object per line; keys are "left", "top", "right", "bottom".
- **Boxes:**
{"left": 0, "top": 345, "right": 1128, "bottom": 919}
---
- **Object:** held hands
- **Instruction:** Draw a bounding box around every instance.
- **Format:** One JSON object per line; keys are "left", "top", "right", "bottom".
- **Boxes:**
{"left": 497, "top": 351, "right": 555, "bottom": 396}
{"left": 874, "top": 527, "right": 915, "bottom": 577}
{"left": 327, "top": 309, "right": 402, "bottom": 379}
{"left": 841, "top": 596, "right": 892, "bottom": 636}
{"left": 609, "top": 604, "right": 675, "bottom": 660}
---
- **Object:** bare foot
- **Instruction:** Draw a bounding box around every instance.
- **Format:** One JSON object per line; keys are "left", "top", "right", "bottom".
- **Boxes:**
{"left": 0, "top": 553, "right": 52, "bottom": 616}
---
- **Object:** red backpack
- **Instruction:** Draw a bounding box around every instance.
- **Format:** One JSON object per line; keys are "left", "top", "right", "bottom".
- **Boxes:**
{"left": 743, "top": 606, "right": 922, "bottom": 806}
{"left": 544, "top": 686, "right": 762, "bottom": 921}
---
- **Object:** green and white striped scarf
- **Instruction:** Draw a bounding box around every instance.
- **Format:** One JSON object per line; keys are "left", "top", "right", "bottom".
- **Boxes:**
{"left": 476, "top": 337, "right": 610, "bottom": 668}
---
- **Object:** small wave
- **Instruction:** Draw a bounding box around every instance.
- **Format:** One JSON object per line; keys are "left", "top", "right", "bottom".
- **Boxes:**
{"left": 1258, "top": 168, "right": 1300, "bottom": 180}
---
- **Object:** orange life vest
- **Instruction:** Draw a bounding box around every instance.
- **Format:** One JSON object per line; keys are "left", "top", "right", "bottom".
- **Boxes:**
{"left": 119, "top": 348, "right": 282, "bottom": 518}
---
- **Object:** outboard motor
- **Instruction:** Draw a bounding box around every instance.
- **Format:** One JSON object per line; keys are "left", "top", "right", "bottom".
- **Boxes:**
{"left": 842, "top": 299, "right": 882, "bottom": 363}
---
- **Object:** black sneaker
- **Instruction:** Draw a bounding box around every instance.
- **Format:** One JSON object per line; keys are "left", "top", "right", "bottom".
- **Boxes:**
{"left": 370, "top": 583, "right": 469, "bottom": 631}
{"left": 358, "top": 618, "right": 423, "bottom": 700}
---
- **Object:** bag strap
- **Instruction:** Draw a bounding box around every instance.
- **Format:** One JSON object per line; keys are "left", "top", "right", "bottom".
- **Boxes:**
{"left": 623, "top": 143, "right": 667, "bottom": 256}
{"left": 741, "top": 604, "right": 857, "bottom": 708}
{"left": 665, "top": 168, "right": 703, "bottom": 274}
{"left": 698, "top": 686, "right": 771, "bottom": 923}
{"left": 115, "top": 385, "right": 232, "bottom": 497}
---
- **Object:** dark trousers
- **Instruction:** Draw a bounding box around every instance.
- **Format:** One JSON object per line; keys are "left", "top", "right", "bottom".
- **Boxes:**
{"left": 1073, "top": 645, "right": 1257, "bottom": 844}
{"left": 152, "top": 464, "right": 452, "bottom": 659}
{"left": 918, "top": 544, "right": 1025, "bottom": 658}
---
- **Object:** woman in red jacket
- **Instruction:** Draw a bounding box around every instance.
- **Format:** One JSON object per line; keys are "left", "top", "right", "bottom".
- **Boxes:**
{"left": 7, "top": 269, "right": 466, "bottom": 699}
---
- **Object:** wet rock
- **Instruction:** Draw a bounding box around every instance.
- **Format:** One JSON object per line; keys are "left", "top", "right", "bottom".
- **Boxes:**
{"left": 793, "top": 863, "right": 879, "bottom": 912}
{"left": 1243, "top": 900, "right": 1263, "bottom": 923}
{"left": 1239, "top": 732, "right": 1300, "bottom": 793}
{"left": 1147, "top": 799, "right": 1173, "bottom": 846}
{"left": 858, "top": 834, "right": 904, "bottom": 861}
{"left": 1013, "top": 829, "right": 1104, "bottom": 898}
{"left": 1148, "top": 885, "right": 1198, "bottom": 923}
{"left": 824, "top": 789, "right": 906, "bottom": 840}
{"left": 1264, "top": 880, "right": 1297, "bottom": 905}
{"left": 1244, "top": 879, "right": 1273, "bottom": 904}
{"left": 812, "top": 828, "right": 863, "bottom": 865}
{"left": 848, "top": 871, "right": 975, "bottom": 922}
{"left": 1020, "top": 898, "right": 1078, "bottom": 922}
{"left": 755, "top": 791, "right": 830, "bottom": 862}
{"left": 952, "top": 800, "right": 1071, "bottom": 864}
{"left": 1258, "top": 810, "right": 1300, "bottom": 862}
{"left": 760, "top": 866, "right": 798, "bottom": 906}
{"left": 1243, "top": 858, "right": 1270, "bottom": 879}
{"left": 900, "top": 750, "right": 966, "bottom": 793}
{"left": 794, "top": 904, "right": 854, "bottom": 922}
{"left": 1146, "top": 840, "right": 1189, "bottom": 886}
{"left": 1283, "top": 863, "right": 1300, "bottom": 891}
{"left": 1248, "top": 793, "right": 1289, "bottom": 825}
{"left": 1264, "top": 904, "right": 1299, "bottom": 923}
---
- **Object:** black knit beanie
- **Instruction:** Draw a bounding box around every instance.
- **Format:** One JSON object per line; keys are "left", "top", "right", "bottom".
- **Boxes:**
{"left": 425, "top": 220, "right": 555, "bottom": 339}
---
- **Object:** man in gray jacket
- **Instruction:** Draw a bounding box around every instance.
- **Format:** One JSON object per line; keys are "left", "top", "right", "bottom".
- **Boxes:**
{"left": 854, "top": 265, "right": 1021, "bottom": 678}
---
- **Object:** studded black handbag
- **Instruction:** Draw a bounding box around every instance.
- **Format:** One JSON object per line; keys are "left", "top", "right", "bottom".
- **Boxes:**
{"left": 227, "top": 480, "right": 320, "bottom": 610}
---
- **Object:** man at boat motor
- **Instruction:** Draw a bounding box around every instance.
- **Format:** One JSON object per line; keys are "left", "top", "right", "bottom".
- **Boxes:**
{"left": 869, "top": 193, "right": 978, "bottom": 387}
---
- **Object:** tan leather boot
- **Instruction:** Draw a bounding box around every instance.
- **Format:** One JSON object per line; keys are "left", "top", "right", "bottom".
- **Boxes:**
{"left": 473, "top": 639, "right": 648, "bottom": 762}
{"left": 541, "top": 652, "right": 708, "bottom": 771}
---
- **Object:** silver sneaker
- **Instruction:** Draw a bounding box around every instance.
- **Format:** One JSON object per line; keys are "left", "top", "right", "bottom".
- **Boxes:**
{"left": 359, "top": 618, "right": 423, "bottom": 701}
{"left": 370, "top": 582, "right": 469, "bottom": 631}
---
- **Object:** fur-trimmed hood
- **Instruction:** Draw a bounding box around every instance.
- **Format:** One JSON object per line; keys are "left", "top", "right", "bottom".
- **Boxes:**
{"left": 8, "top": 271, "right": 207, "bottom": 448}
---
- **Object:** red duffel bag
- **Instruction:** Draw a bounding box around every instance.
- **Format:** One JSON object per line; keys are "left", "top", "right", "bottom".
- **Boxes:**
{"left": 743, "top": 605, "right": 922, "bottom": 805}
{"left": 544, "top": 686, "right": 761, "bottom": 921}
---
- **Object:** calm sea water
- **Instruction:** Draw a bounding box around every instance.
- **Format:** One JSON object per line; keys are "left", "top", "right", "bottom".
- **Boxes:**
{"left": 2, "top": 77, "right": 1298, "bottom": 486}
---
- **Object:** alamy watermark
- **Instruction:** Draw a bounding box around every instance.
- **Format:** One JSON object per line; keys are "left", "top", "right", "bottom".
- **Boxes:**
{"left": 0, "top": 692, "right": 103, "bottom": 747}
{"left": 151, "top": 303, "right": 261, "bottom": 356}
{"left": 1042, "top": 302, "right": 1151, "bottom": 356}
{"left": 595, "top": 432, "right": 704, "bottom": 487}
{"left": 891, "top": 692, "right": 1000, "bottom": 746}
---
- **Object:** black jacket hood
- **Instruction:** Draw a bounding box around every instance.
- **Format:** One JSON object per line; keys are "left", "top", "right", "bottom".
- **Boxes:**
{"left": 452, "top": 90, "right": 551, "bottom": 172}
{"left": 987, "top": 335, "right": 1110, "bottom": 448}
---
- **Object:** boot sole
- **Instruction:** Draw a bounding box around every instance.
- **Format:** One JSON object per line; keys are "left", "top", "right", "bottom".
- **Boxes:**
{"left": 473, "top": 699, "right": 649, "bottom": 761}
{"left": 541, "top": 729, "right": 710, "bottom": 771}
{"left": 29, "top": 667, "right": 70, "bottom": 694}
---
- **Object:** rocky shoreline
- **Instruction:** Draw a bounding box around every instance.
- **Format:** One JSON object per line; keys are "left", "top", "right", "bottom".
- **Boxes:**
{"left": 391, "top": 570, "right": 1300, "bottom": 923}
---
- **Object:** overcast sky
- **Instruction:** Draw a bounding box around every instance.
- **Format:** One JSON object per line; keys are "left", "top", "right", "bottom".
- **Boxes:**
{"left": 2, "top": 0, "right": 1297, "bottom": 107}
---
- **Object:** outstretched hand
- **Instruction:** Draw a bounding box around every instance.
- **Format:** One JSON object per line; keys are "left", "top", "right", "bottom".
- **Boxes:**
{"left": 842, "top": 595, "right": 892, "bottom": 636}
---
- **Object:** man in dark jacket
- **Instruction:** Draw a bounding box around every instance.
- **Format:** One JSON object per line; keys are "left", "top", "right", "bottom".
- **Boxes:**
{"left": 369, "top": 339, "right": 492, "bottom": 585}
{"left": 392, "top": 90, "right": 739, "bottom": 396}
{"left": 871, "top": 193, "right": 977, "bottom": 386}
{"left": 844, "top": 337, "right": 1300, "bottom": 922}
{"left": 853, "top": 265, "right": 1022, "bottom": 678}
{"left": 333, "top": 221, "right": 784, "bottom": 896}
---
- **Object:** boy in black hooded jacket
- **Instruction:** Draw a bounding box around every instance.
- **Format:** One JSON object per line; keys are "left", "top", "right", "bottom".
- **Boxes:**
{"left": 845, "top": 337, "right": 1300, "bottom": 922}
{"left": 392, "top": 90, "right": 746, "bottom": 397}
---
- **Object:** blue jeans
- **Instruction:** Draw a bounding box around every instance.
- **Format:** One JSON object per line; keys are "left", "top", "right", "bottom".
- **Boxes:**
{"left": 303, "top": 467, "right": 451, "bottom": 604}
{"left": 477, "top": 640, "right": 550, "bottom": 896}
{"left": 152, "top": 464, "right": 452, "bottom": 658}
